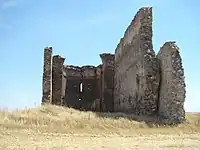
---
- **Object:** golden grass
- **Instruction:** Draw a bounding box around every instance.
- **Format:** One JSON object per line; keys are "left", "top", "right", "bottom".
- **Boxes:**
{"left": 0, "top": 104, "right": 199, "bottom": 135}
{"left": 0, "top": 105, "right": 200, "bottom": 149}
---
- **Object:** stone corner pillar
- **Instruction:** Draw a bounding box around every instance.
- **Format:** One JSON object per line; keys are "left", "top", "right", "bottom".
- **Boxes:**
{"left": 42, "top": 47, "right": 53, "bottom": 104}
{"left": 52, "top": 55, "right": 65, "bottom": 105}
{"left": 99, "top": 53, "right": 115, "bottom": 112}
{"left": 96, "top": 64, "right": 103, "bottom": 111}
{"left": 157, "top": 41, "right": 186, "bottom": 124}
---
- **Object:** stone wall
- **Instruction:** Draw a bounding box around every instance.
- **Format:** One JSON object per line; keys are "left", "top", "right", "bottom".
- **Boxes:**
{"left": 114, "top": 7, "right": 160, "bottom": 115}
{"left": 42, "top": 47, "right": 52, "bottom": 104}
{"left": 63, "top": 65, "right": 82, "bottom": 108}
{"left": 52, "top": 55, "right": 65, "bottom": 105}
{"left": 157, "top": 42, "right": 186, "bottom": 123}
{"left": 61, "top": 62, "right": 114, "bottom": 112}
{"left": 41, "top": 7, "right": 186, "bottom": 124}
{"left": 100, "top": 53, "right": 115, "bottom": 112}
{"left": 62, "top": 69, "right": 67, "bottom": 106}
{"left": 62, "top": 65, "right": 102, "bottom": 111}
{"left": 96, "top": 65, "right": 103, "bottom": 111}
{"left": 81, "top": 66, "right": 99, "bottom": 109}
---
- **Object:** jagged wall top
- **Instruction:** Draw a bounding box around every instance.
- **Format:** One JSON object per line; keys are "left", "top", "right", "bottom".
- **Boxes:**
{"left": 157, "top": 41, "right": 180, "bottom": 55}
{"left": 115, "top": 7, "right": 152, "bottom": 62}
{"left": 53, "top": 55, "right": 65, "bottom": 60}
{"left": 44, "top": 46, "right": 52, "bottom": 51}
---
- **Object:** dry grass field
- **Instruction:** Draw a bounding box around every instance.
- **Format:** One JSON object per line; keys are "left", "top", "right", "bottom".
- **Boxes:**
{"left": 0, "top": 104, "right": 199, "bottom": 149}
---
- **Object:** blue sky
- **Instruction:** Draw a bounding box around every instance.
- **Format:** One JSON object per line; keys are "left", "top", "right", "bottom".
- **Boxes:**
{"left": 0, "top": 0, "right": 199, "bottom": 112}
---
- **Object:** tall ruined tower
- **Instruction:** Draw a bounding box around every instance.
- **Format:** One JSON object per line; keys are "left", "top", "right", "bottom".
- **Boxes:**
{"left": 52, "top": 55, "right": 65, "bottom": 105}
{"left": 114, "top": 7, "right": 160, "bottom": 115}
{"left": 113, "top": 7, "right": 186, "bottom": 123}
{"left": 42, "top": 47, "right": 53, "bottom": 104}
{"left": 157, "top": 42, "right": 186, "bottom": 123}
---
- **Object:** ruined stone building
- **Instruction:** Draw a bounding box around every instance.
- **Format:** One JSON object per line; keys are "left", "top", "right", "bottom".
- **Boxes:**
{"left": 42, "top": 7, "right": 186, "bottom": 123}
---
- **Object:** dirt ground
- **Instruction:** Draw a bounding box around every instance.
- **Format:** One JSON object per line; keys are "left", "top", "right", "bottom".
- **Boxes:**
{"left": 0, "top": 131, "right": 200, "bottom": 150}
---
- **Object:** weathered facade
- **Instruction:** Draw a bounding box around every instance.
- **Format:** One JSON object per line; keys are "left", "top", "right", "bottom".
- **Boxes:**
{"left": 157, "top": 42, "right": 186, "bottom": 123}
{"left": 42, "top": 47, "right": 52, "bottom": 104}
{"left": 114, "top": 7, "right": 160, "bottom": 115}
{"left": 42, "top": 7, "right": 186, "bottom": 123}
{"left": 62, "top": 65, "right": 102, "bottom": 111}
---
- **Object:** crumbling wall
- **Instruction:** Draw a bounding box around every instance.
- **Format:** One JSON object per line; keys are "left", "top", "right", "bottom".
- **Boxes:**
{"left": 41, "top": 7, "right": 186, "bottom": 124}
{"left": 81, "top": 66, "right": 99, "bottom": 110}
{"left": 63, "top": 65, "right": 82, "bottom": 108}
{"left": 95, "top": 65, "right": 102, "bottom": 111}
{"left": 42, "top": 47, "right": 52, "bottom": 104}
{"left": 62, "top": 69, "right": 67, "bottom": 106}
{"left": 114, "top": 7, "right": 160, "bottom": 115}
{"left": 100, "top": 53, "right": 115, "bottom": 112}
{"left": 157, "top": 42, "right": 186, "bottom": 123}
{"left": 52, "top": 55, "right": 65, "bottom": 105}
{"left": 62, "top": 65, "right": 101, "bottom": 111}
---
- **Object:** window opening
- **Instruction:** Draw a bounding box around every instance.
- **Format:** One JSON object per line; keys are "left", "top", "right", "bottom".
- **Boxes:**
{"left": 79, "top": 82, "right": 83, "bottom": 101}
{"left": 80, "top": 82, "right": 83, "bottom": 92}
